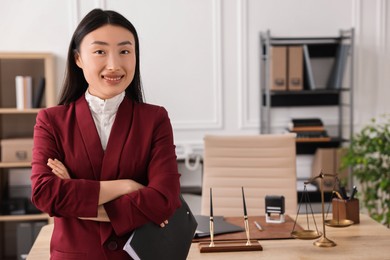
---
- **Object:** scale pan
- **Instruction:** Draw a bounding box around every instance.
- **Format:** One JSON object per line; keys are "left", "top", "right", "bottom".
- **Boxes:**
{"left": 325, "top": 219, "right": 354, "bottom": 227}
{"left": 291, "top": 230, "right": 322, "bottom": 240}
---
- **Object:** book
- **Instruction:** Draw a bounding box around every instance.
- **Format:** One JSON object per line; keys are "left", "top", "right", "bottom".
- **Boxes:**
{"left": 295, "top": 137, "right": 331, "bottom": 142}
{"left": 33, "top": 77, "right": 45, "bottom": 108}
{"left": 15, "top": 76, "right": 33, "bottom": 109}
{"left": 294, "top": 130, "right": 329, "bottom": 139}
{"left": 288, "top": 126, "right": 325, "bottom": 132}
{"left": 289, "top": 118, "right": 324, "bottom": 128}
{"left": 123, "top": 195, "right": 197, "bottom": 260}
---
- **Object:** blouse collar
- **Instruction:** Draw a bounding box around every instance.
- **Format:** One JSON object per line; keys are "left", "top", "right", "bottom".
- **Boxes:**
{"left": 85, "top": 90, "right": 125, "bottom": 115}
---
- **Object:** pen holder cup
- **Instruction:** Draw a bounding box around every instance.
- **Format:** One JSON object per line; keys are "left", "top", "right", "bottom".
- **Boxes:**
{"left": 332, "top": 198, "right": 360, "bottom": 224}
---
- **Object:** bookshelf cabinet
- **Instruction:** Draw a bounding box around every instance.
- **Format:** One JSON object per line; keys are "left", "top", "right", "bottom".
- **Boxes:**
{"left": 260, "top": 29, "right": 354, "bottom": 205}
{"left": 260, "top": 29, "right": 354, "bottom": 154}
{"left": 0, "top": 53, "right": 55, "bottom": 259}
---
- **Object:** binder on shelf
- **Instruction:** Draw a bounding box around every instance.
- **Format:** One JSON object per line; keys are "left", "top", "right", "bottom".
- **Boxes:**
{"left": 15, "top": 76, "right": 33, "bottom": 109}
{"left": 288, "top": 46, "right": 304, "bottom": 91}
{"left": 270, "top": 46, "right": 287, "bottom": 91}
{"left": 327, "top": 44, "right": 350, "bottom": 89}
{"left": 310, "top": 56, "right": 335, "bottom": 90}
{"left": 303, "top": 45, "right": 315, "bottom": 90}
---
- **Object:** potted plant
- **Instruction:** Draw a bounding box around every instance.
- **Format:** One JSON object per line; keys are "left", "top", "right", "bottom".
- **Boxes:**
{"left": 341, "top": 114, "right": 390, "bottom": 227}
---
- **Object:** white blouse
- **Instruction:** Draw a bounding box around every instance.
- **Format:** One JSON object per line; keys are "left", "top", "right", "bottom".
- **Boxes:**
{"left": 85, "top": 90, "right": 125, "bottom": 150}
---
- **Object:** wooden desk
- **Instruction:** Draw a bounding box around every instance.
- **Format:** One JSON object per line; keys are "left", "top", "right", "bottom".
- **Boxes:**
{"left": 28, "top": 214, "right": 390, "bottom": 260}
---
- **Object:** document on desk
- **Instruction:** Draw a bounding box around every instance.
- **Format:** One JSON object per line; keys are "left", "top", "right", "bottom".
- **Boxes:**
{"left": 194, "top": 215, "right": 244, "bottom": 238}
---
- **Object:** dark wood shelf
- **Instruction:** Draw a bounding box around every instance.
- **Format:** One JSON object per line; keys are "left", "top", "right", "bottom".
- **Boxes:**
{"left": 262, "top": 90, "right": 342, "bottom": 107}
{"left": 295, "top": 137, "right": 346, "bottom": 154}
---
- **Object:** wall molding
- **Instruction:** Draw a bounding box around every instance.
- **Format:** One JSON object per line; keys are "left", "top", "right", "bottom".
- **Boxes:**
{"left": 68, "top": 0, "right": 81, "bottom": 37}
{"left": 237, "top": 0, "right": 258, "bottom": 130}
{"left": 172, "top": 0, "right": 224, "bottom": 130}
{"left": 95, "top": 0, "right": 107, "bottom": 9}
{"left": 375, "top": 0, "right": 388, "bottom": 115}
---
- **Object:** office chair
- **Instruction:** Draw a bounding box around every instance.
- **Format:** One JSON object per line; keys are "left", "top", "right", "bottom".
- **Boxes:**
{"left": 200, "top": 134, "right": 297, "bottom": 217}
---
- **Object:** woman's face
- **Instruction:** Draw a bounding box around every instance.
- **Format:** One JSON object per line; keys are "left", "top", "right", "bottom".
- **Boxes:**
{"left": 75, "top": 24, "right": 136, "bottom": 99}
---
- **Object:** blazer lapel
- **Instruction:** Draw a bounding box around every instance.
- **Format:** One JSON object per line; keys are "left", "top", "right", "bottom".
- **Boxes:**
{"left": 100, "top": 98, "right": 134, "bottom": 180}
{"left": 75, "top": 96, "right": 104, "bottom": 180}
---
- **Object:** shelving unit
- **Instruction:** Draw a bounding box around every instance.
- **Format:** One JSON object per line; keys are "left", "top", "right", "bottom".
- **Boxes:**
{"left": 0, "top": 52, "right": 56, "bottom": 259}
{"left": 260, "top": 29, "right": 354, "bottom": 152}
{"left": 260, "top": 29, "right": 354, "bottom": 202}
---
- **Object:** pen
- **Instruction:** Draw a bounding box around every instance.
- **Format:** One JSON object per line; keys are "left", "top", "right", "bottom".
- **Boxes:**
{"left": 209, "top": 188, "right": 215, "bottom": 247}
{"left": 241, "top": 187, "right": 252, "bottom": 245}
{"left": 242, "top": 187, "right": 247, "bottom": 217}
{"left": 350, "top": 186, "right": 357, "bottom": 200}
{"left": 254, "top": 221, "right": 263, "bottom": 231}
{"left": 340, "top": 186, "right": 348, "bottom": 200}
{"left": 332, "top": 190, "right": 343, "bottom": 200}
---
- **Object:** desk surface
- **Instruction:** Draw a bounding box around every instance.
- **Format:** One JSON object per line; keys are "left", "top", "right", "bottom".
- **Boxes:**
{"left": 28, "top": 214, "right": 390, "bottom": 260}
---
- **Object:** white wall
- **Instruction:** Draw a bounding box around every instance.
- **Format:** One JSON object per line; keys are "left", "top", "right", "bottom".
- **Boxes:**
{"left": 1, "top": 0, "right": 388, "bottom": 163}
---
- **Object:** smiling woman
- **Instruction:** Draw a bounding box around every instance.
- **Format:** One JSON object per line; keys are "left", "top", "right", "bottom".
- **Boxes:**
{"left": 30, "top": 8, "right": 183, "bottom": 260}
{"left": 74, "top": 25, "right": 136, "bottom": 100}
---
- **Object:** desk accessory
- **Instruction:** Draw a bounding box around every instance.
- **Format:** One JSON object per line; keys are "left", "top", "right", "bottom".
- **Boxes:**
{"left": 241, "top": 187, "right": 252, "bottom": 245}
{"left": 254, "top": 221, "right": 263, "bottom": 231}
{"left": 265, "top": 195, "right": 285, "bottom": 223}
{"left": 329, "top": 185, "right": 359, "bottom": 225}
{"left": 209, "top": 188, "right": 215, "bottom": 247}
{"left": 198, "top": 187, "right": 263, "bottom": 253}
{"left": 331, "top": 198, "right": 359, "bottom": 225}
{"left": 193, "top": 215, "right": 303, "bottom": 242}
{"left": 291, "top": 171, "right": 354, "bottom": 247}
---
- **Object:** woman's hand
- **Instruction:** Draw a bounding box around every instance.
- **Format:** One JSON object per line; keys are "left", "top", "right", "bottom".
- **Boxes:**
{"left": 47, "top": 158, "right": 70, "bottom": 179}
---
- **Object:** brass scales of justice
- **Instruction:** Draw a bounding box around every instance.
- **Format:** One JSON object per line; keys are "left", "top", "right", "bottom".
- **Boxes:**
{"left": 198, "top": 187, "right": 263, "bottom": 253}
{"left": 291, "top": 171, "right": 354, "bottom": 247}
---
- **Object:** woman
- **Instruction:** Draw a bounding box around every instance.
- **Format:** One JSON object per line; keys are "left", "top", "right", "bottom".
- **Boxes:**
{"left": 31, "top": 9, "right": 181, "bottom": 259}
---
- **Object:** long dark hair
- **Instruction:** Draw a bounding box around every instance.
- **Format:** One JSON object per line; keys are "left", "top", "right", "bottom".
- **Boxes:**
{"left": 59, "top": 9, "right": 144, "bottom": 105}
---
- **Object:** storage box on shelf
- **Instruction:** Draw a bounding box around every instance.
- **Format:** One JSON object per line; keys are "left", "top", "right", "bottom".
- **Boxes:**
{"left": 0, "top": 52, "right": 55, "bottom": 259}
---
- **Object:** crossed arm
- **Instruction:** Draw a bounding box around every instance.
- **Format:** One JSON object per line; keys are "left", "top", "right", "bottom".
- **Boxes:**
{"left": 47, "top": 158, "right": 168, "bottom": 227}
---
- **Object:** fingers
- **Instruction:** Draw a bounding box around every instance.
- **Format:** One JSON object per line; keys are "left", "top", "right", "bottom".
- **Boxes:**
{"left": 160, "top": 220, "right": 169, "bottom": 228}
{"left": 47, "top": 158, "right": 71, "bottom": 179}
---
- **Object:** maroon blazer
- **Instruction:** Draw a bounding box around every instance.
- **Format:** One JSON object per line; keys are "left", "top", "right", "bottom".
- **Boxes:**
{"left": 31, "top": 95, "right": 181, "bottom": 259}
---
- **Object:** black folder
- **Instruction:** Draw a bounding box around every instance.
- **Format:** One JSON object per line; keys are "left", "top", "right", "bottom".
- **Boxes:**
{"left": 194, "top": 215, "right": 244, "bottom": 238}
{"left": 124, "top": 195, "right": 197, "bottom": 260}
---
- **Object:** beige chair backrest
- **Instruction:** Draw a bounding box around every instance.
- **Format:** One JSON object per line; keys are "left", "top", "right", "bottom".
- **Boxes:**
{"left": 201, "top": 134, "right": 297, "bottom": 217}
